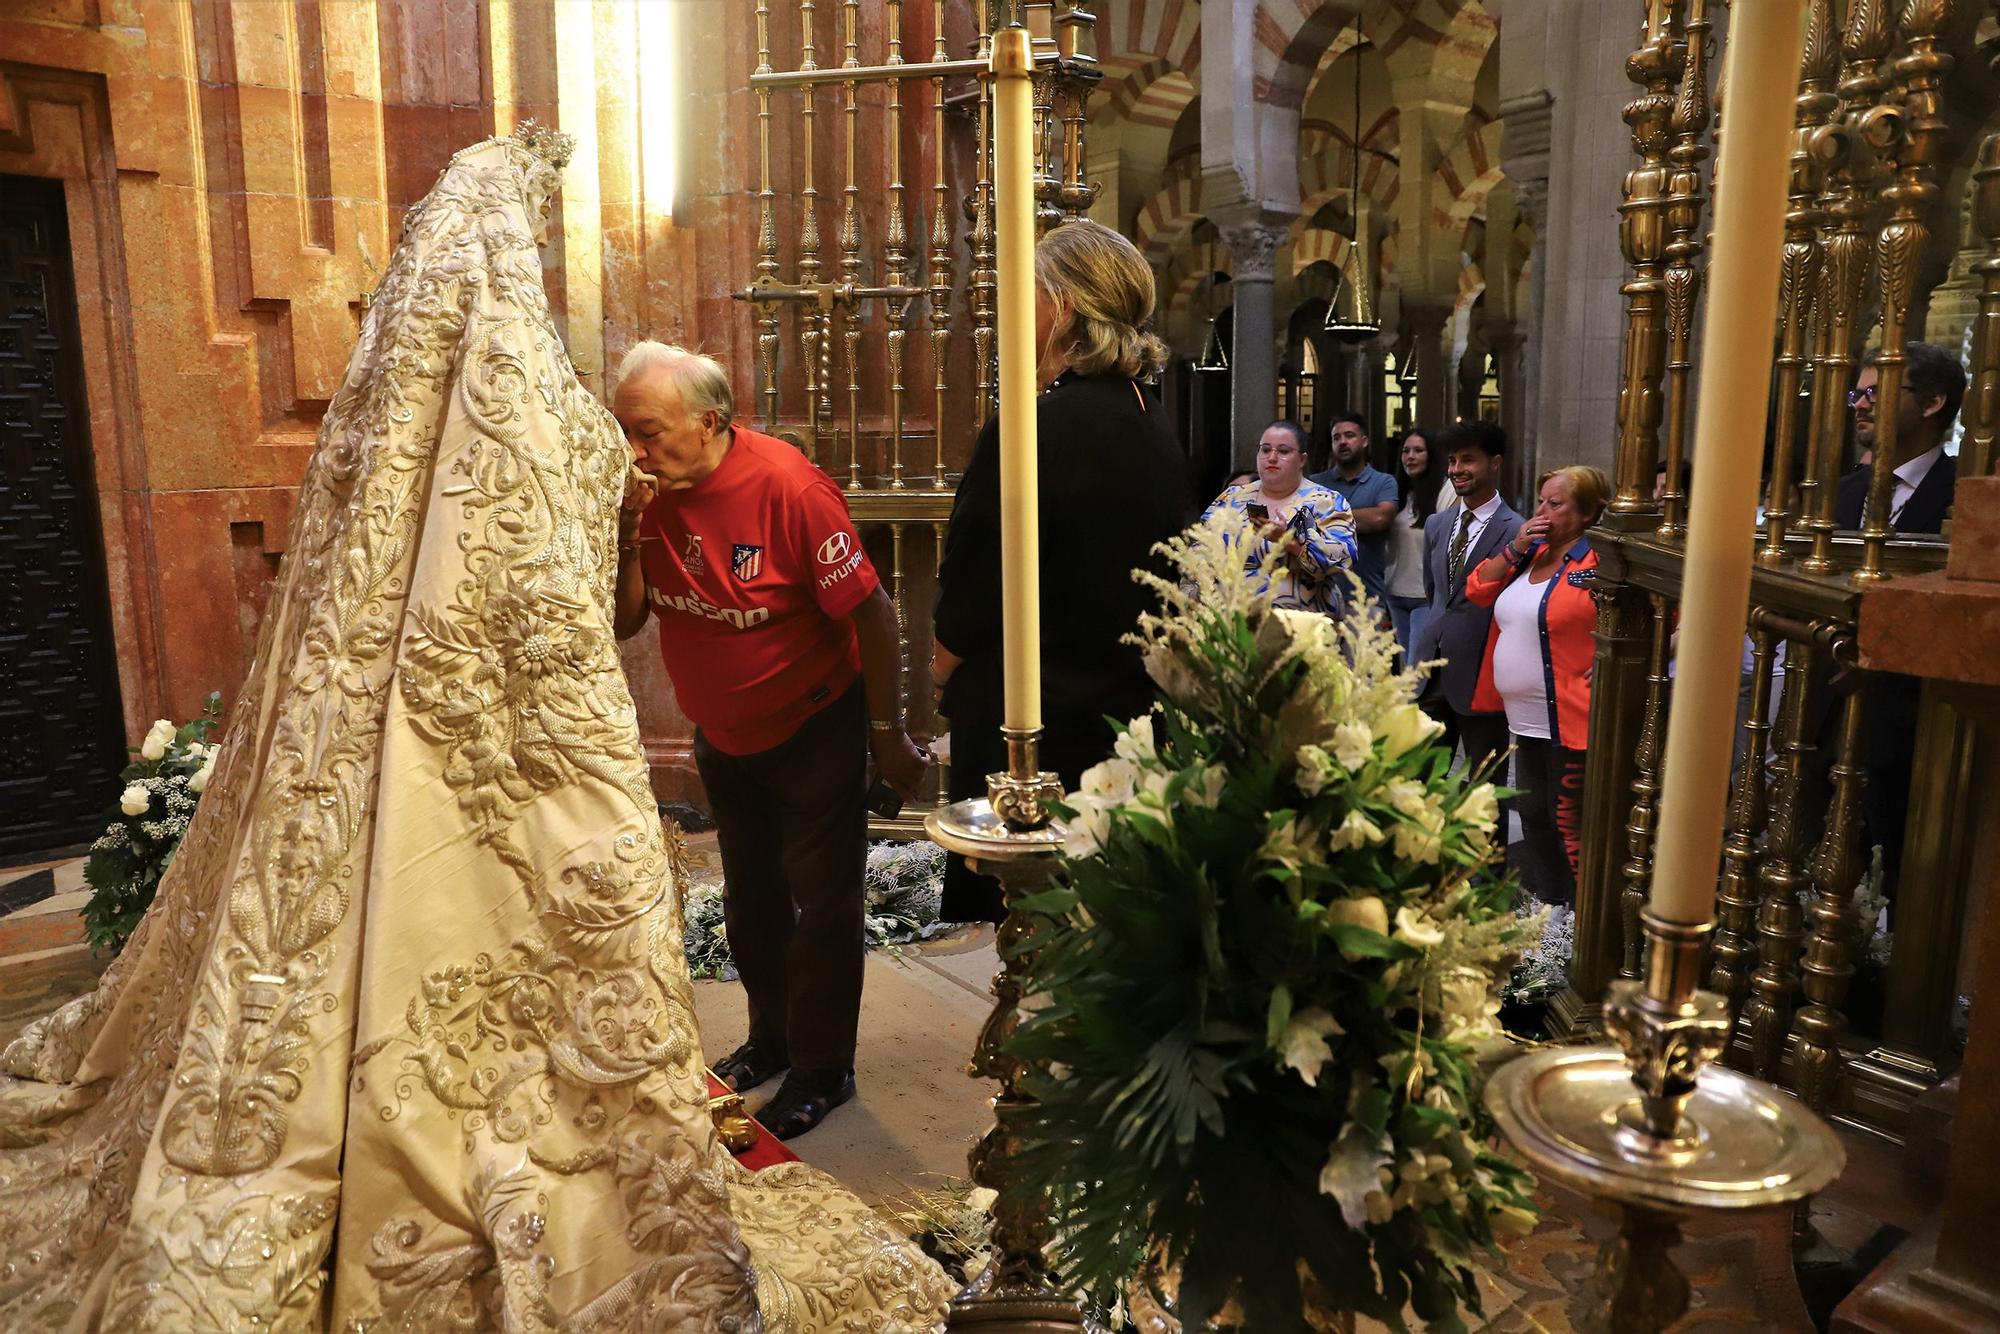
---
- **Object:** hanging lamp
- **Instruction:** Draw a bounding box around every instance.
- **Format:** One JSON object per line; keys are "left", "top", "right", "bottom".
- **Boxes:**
{"left": 1195, "top": 273, "right": 1231, "bottom": 372}
{"left": 1323, "top": 34, "right": 1381, "bottom": 345}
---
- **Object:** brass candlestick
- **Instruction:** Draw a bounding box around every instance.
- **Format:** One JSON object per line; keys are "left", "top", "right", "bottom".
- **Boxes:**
{"left": 927, "top": 762, "right": 1075, "bottom": 1332}
{"left": 1487, "top": 912, "right": 1845, "bottom": 1334}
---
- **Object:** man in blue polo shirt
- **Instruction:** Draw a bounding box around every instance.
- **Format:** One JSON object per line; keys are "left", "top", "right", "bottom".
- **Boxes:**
{"left": 1310, "top": 412, "right": 1398, "bottom": 617}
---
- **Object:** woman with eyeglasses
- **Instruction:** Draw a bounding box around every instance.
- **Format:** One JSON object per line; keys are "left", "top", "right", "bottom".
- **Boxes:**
{"left": 1199, "top": 420, "right": 1358, "bottom": 616}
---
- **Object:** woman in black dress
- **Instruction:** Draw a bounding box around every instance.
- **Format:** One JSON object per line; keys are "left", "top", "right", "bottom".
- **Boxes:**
{"left": 930, "top": 219, "right": 1191, "bottom": 923}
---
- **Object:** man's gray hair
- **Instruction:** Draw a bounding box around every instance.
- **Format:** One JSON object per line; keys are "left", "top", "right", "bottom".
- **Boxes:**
{"left": 615, "top": 341, "right": 734, "bottom": 427}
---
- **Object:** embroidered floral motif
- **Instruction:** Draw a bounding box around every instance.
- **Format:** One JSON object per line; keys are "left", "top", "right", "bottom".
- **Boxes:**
{"left": 0, "top": 127, "right": 950, "bottom": 1333}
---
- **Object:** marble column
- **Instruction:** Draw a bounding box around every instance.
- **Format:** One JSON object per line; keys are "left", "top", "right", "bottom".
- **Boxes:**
{"left": 1487, "top": 318, "right": 1528, "bottom": 496}
{"left": 1403, "top": 296, "right": 1455, "bottom": 430}
{"left": 1221, "top": 219, "right": 1285, "bottom": 469}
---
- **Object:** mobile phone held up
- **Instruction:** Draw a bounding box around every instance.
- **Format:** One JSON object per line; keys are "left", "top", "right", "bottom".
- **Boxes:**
{"left": 866, "top": 772, "right": 904, "bottom": 820}
{"left": 1245, "top": 501, "right": 1270, "bottom": 523}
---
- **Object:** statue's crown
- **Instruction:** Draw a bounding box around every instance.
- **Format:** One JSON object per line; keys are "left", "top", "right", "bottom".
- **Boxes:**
{"left": 511, "top": 119, "right": 576, "bottom": 171}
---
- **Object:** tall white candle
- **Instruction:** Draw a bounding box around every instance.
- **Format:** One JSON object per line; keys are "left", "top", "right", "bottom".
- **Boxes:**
{"left": 1648, "top": 0, "right": 1808, "bottom": 925}
{"left": 992, "top": 27, "right": 1041, "bottom": 738}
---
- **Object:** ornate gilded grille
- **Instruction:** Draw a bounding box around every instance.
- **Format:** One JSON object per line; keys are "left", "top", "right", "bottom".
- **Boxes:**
{"left": 737, "top": 2, "right": 1098, "bottom": 827}
{"left": 1569, "top": 0, "right": 2000, "bottom": 1144}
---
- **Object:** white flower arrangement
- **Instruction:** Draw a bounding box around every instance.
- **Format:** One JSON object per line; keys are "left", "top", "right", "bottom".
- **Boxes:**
{"left": 83, "top": 696, "right": 222, "bottom": 953}
{"left": 1010, "top": 515, "right": 1544, "bottom": 1332}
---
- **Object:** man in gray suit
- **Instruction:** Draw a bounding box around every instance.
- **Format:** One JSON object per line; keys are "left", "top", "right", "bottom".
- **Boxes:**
{"left": 1413, "top": 420, "right": 1522, "bottom": 778}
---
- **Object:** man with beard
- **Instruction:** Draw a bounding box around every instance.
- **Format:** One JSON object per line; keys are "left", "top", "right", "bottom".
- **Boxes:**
{"left": 1826, "top": 342, "right": 1965, "bottom": 900}
{"left": 1411, "top": 421, "right": 1522, "bottom": 779}
{"left": 1310, "top": 412, "right": 1399, "bottom": 614}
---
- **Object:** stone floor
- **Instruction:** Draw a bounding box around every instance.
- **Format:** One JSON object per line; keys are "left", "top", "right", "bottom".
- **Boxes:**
{"left": 0, "top": 845, "right": 1927, "bottom": 1332}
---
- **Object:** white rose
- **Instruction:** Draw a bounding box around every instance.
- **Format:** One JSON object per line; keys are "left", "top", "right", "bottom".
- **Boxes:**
{"left": 1078, "top": 757, "right": 1138, "bottom": 805}
{"left": 1384, "top": 779, "right": 1429, "bottom": 820}
{"left": 1330, "top": 722, "right": 1374, "bottom": 772}
{"left": 119, "top": 783, "right": 151, "bottom": 817}
{"left": 1455, "top": 782, "right": 1500, "bottom": 831}
{"left": 1324, "top": 895, "right": 1389, "bottom": 938}
{"left": 1294, "top": 745, "right": 1338, "bottom": 797}
{"left": 189, "top": 754, "right": 216, "bottom": 794}
{"left": 1330, "top": 809, "right": 1385, "bottom": 851}
{"left": 140, "top": 719, "right": 176, "bottom": 761}
{"left": 1276, "top": 1007, "right": 1345, "bottom": 1086}
{"left": 1394, "top": 905, "right": 1446, "bottom": 949}
{"left": 1113, "top": 714, "right": 1157, "bottom": 765}
{"left": 1374, "top": 703, "right": 1445, "bottom": 760}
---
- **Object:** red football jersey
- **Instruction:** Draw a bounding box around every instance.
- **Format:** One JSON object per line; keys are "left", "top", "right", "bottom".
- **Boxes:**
{"left": 639, "top": 425, "right": 880, "bottom": 755}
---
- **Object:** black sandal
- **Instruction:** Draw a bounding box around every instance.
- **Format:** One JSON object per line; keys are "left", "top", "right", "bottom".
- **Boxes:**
{"left": 757, "top": 1069, "right": 856, "bottom": 1141}
{"left": 711, "top": 1037, "right": 790, "bottom": 1095}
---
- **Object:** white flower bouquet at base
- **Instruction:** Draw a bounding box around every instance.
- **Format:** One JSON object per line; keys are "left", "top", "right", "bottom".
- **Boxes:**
{"left": 1007, "top": 517, "right": 1544, "bottom": 1333}
{"left": 82, "top": 693, "right": 222, "bottom": 953}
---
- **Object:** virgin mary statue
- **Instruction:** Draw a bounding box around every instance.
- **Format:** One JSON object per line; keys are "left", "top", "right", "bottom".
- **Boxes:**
{"left": 0, "top": 125, "right": 952, "bottom": 1332}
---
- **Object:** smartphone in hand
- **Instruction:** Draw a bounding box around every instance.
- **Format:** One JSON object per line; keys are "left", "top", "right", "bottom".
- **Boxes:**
{"left": 1245, "top": 501, "right": 1270, "bottom": 523}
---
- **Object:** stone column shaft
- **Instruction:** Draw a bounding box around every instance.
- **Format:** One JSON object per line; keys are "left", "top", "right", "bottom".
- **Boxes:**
{"left": 1221, "top": 221, "right": 1284, "bottom": 468}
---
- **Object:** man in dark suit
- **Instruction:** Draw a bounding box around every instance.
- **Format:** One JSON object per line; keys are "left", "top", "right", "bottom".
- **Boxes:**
{"left": 1834, "top": 340, "right": 1961, "bottom": 535}
{"left": 1413, "top": 420, "right": 1523, "bottom": 778}
{"left": 1826, "top": 342, "right": 1964, "bottom": 900}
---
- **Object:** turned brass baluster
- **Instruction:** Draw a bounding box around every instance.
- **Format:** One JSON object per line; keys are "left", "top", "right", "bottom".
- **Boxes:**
{"left": 929, "top": 0, "right": 955, "bottom": 488}
{"left": 969, "top": 4, "right": 998, "bottom": 424}
{"left": 1620, "top": 593, "right": 1673, "bottom": 980}
{"left": 801, "top": 0, "right": 827, "bottom": 461}
{"left": 1799, "top": 0, "right": 1896, "bottom": 574}
{"left": 841, "top": 0, "right": 865, "bottom": 491}
{"left": 1711, "top": 623, "right": 1777, "bottom": 1011}
{"left": 885, "top": 0, "right": 912, "bottom": 491}
{"left": 1794, "top": 640, "right": 1868, "bottom": 1114}
{"left": 1057, "top": 9, "right": 1097, "bottom": 219}
{"left": 1855, "top": 0, "right": 1954, "bottom": 586}
{"left": 1609, "top": 2, "right": 1681, "bottom": 518}
{"left": 1759, "top": 0, "right": 1839, "bottom": 565}
{"left": 1967, "top": 94, "right": 2000, "bottom": 477}
{"left": 754, "top": 1, "right": 782, "bottom": 432}
{"left": 1656, "top": 0, "right": 1708, "bottom": 541}
{"left": 1744, "top": 637, "right": 1819, "bottom": 1080}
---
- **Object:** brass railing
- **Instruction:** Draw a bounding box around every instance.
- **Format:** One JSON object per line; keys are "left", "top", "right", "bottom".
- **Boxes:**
{"left": 737, "top": 2, "right": 1098, "bottom": 829}
{"left": 1562, "top": 0, "right": 1999, "bottom": 1145}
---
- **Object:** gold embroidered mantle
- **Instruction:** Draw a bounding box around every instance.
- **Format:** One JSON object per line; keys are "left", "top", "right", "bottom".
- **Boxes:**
{"left": 0, "top": 129, "right": 950, "bottom": 1334}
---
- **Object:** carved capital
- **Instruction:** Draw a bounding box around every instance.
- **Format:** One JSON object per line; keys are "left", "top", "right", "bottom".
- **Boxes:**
{"left": 1219, "top": 223, "right": 1285, "bottom": 283}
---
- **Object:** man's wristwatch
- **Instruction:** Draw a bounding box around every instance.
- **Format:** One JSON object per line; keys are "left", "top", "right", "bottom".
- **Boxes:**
{"left": 868, "top": 718, "right": 904, "bottom": 733}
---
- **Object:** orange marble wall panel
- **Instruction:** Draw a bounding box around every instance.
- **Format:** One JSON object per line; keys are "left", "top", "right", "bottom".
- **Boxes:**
{"left": 147, "top": 487, "right": 299, "bottom": 716}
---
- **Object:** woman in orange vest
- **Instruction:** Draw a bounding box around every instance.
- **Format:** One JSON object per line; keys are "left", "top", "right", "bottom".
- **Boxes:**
{"left": 1463, "top": 465, "right": 1610, "bottom": 907}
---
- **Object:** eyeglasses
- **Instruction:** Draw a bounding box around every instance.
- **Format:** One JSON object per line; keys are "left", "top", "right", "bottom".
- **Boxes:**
{"left": 1847, "top": 383, "right": 1917, "bottom": 409}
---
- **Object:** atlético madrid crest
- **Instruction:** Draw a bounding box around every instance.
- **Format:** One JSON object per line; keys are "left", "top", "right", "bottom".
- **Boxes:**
{"left": 731, "top": 544, "right": 764, "bottom": 581}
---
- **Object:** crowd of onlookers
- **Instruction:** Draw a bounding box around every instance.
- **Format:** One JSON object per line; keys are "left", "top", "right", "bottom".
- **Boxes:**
{"left": 616, "top": 208, "right": 1968, "bottom": 1138}
{"left": 1203, "top": 410, "right": 1606, "bottom": 907}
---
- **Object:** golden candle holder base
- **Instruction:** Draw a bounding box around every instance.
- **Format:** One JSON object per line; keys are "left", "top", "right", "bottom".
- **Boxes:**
{"left": 928, "top": 791, "right": 1080, "bottom": 1333}
{"left": 1486, "top": 916, "right": 1845, "bottom": 1334}
{"left": 988, "top": 727, "right": 1066, "bottom": 832}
